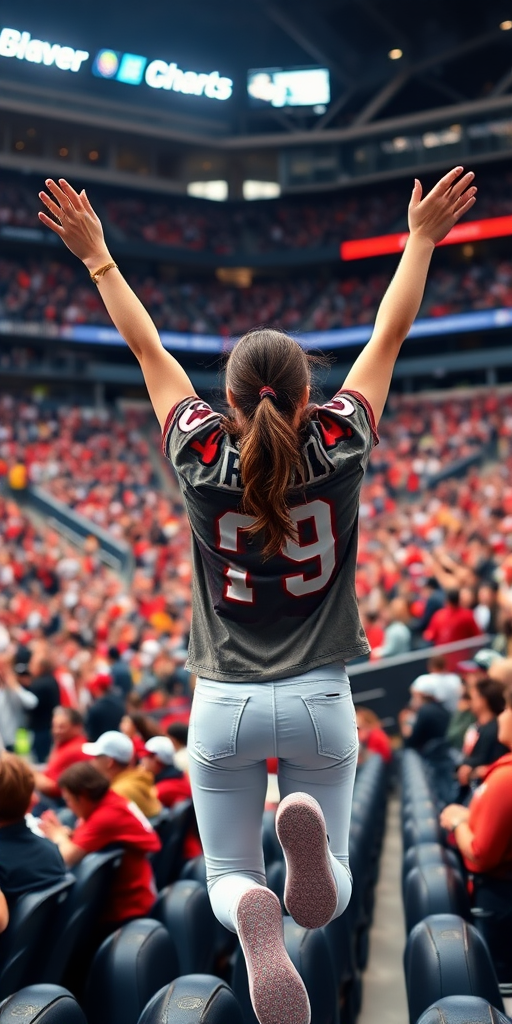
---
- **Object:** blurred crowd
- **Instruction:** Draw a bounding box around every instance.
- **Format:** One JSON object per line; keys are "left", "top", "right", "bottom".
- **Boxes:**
{"left": 2, "top": 168, "right": 512, "bottom": 255}
{"left": 3, "top": 255, "right": 512, "bottom": 337}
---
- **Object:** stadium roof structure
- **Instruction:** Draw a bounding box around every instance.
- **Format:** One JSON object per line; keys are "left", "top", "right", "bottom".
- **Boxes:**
{"left": 2, "top": 0, "right": 512, "bottom": 144}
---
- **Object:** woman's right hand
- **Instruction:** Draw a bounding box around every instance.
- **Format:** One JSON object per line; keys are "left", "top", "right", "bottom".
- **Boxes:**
{"left": 38, "top": 178, "right": 112, "bottom": 269}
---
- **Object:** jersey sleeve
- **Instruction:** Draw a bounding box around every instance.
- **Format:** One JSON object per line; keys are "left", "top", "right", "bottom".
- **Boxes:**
{"left": 315, "top": 389, "right": 379, "bottom": 472}
{"left": 161, "top": 395, "right": 225, "bottom": 484}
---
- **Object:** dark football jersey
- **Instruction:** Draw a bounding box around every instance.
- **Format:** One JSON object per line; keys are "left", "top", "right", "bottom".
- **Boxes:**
{"left": 162, "top": 389, "right": 379, "bottom": 682}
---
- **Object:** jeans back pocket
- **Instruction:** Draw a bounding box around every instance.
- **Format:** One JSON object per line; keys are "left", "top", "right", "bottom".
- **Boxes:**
{"left": 302, "top": 692, "right": 357, "bottom": 760}
{"left": 190, "top": 693, "right": 249, "bottom": 761}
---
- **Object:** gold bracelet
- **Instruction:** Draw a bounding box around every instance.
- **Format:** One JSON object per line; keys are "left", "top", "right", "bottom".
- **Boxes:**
{"left": 89, "top": 261, "right": 118, "bottom": 285}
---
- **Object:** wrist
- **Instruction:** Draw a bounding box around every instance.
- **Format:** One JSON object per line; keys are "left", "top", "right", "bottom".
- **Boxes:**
{"left": 407, "top": 231, "right": 436, "bottom": 253}
{"left": 82, "top": 250, "right": 113, "bottom": 272}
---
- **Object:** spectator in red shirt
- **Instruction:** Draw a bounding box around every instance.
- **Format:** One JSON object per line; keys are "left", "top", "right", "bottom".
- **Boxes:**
{"left": 33, "top": 707, "right": 89, "bottom": 800}
{"left": 423, "top": 588, "right": 481, "bottom": 670}
{"left": 440, "top": 678, "right": 512, "bottom": 983}
{"left": 140, "top": 736, "right": 191, "bottom": 808}
{"left": 355, "top": 707, "right": 392, "bottom": 764}
{"left": 40, "top": 760, "right": 160, "bottom": 928}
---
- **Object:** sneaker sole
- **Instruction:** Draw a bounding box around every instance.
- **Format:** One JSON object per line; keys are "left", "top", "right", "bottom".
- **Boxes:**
{"left": 236, "top": 887, "right": 311, "bottom": 1024}
{"left": 276, "top": 793, "right": 338, "bottom": 929}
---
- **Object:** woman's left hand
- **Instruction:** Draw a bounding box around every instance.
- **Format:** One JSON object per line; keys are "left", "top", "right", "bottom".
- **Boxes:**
{"left": 408, "top": 166, "right": 477, "bottom": 246}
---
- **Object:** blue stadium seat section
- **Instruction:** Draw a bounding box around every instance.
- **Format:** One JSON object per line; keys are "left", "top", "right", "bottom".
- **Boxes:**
{"left": 0, "top": 985, "right": 87, "bottom": 1024}
{"left": 137, "top": 976, "right": 245, "bottom": 1024}
{"left": 150, "top": 881, "right": 217, "bottom": 975}
{"left": 0, "top": 753, "right": 390, "bottom": 1021}
{"left": 415, "top": 995, "right": 511, "bottom": 1024}
{"left": 400, "top": 749, "right": 507, "bottom": 1024}
{"left": 40, "top": 850, "right": 124, "bottom": 986}
{"left": 151, "top": 801, "right": 195, "bottom": 891}
{"left": 84, "top": 919, "right": 180, "bottom": 1024}
{"left": 0, "top": 877, "right": 75, "bottom": 1000}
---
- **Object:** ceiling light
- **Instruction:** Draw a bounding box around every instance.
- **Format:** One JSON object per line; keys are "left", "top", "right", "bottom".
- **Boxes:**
{"left": 59, "top": 147, "right": 69, "bottom": 157}
{"left": 500, "top": 19, "right": 512, "bottom": 29}
{"left": 388, "top": 48, "right": 403, "bottom": 60}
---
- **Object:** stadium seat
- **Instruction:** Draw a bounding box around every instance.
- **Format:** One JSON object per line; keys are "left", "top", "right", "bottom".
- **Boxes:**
{"left": 84, "top": 918, "right": 180, "bottom": 1024}
{"left": 179, "top": 857, "right": 236, "bottom": 962}
{"left": 415, "top": 995, "right": 511, "bottom": 1024}
{"left": 151, "top": 800, "right": 195, "bottom": 890}
{"left": 404, "top": 863, "right": 470, "bottom": 934}
{"left": 231, "top": 915, "right": 339, "bottom": 1024}
{"left": 404, "top": 914, "right": 504, "bottom": 1024}
{"left": 150, "top": 880, "right": 217, "bottom": 974}
{"left": 40, "top": 849, "right": 124, "bottom": 985}
{"left": 266, "top": 859, "right": 286, "bottom": 909}
{"left": 323, "top": 911, "right": 361, "bottom": 1024}
{"left": 137, "top": 976, "right": 244, "bottom": 1024}
{"left": 0, "top": 876, "right": 75, "bottom": 1000}
{"left": 262, "top": 809, "right": 282, "bottom": 867}
{"left": 0, "top": 985, "right": 87, "bottom": 1024}
{"left": 402, "top": 842, "right": 461, "bottom": 896}
{"left": 402, "top": 814, "right": 442, "bottom": 852}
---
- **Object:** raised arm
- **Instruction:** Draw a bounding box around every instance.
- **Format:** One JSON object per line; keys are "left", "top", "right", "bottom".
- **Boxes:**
{"left": 38, "top": 178, "right": 195, "bottom": 430}
{"left": 342, "top": 166, "right": 477, "bottom": 425}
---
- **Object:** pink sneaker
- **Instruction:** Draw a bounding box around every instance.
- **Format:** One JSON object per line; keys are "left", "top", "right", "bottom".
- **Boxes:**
{"left": 235, "top": 887, "right": 311, "bottom": 1024}
{"left": 275, "top": 792, "right": 338, "bottom": 929}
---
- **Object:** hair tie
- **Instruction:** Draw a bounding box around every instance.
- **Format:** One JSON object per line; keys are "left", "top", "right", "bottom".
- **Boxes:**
{"left": 259, "top": 386, "right": 277, "bottom": 401}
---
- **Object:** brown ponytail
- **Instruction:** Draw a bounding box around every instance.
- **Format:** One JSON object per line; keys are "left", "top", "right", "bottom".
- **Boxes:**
{"left": 222, "top": 328, "right": 317, "bottom": 558}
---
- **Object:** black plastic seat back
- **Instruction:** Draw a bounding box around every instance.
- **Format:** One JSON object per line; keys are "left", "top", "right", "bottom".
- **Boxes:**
{"left": 266, "top": 860, "right": 285, "bottom": 909}
{"left": 85, "top": 918, "right": 180, "bottom": 1024}
{"left": 402, "top": 843, "right": 460, "bottom": 895}
{"left": 403, "top": 815, "right": 441, "bottom": 851}
{"left": 404, "top": 914, "right": 504, "bottom": 1024}
{"left": 262, "top": 810, "right": 282, "bottom": 868}
{"left": 151, "top": 800, "right": 194, "bottom": 890}
{"left": 138, "top": 976, "right": 244, "bottom": 1024}
{"left": 0, "top": 984, "right": 87, "bottom": 1024}
{"left": 404, "top": 864, "right": 470, "bottom": 934}
{"left": 151, "top": 881, "right": 216, "bottom": 975}
{"left": 0, "top": 877, "right": 75, "bottom": 999}
{"left": 416, "top": 995, "right": 511, "bottom": 1024}
{"left": 41, "top": 849, "right": 124, "bottom": 984}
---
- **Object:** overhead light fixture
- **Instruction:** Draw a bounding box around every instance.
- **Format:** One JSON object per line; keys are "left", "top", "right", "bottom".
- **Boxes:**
{"left": 500, "top": 20, "right": 512, "bottom": 29}
{"left": 388, "top": 48, "right": 403, "bottom": 60}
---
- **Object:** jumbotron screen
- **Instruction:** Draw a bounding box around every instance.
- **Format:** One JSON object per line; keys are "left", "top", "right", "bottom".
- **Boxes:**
{"left": 247, "top": 66, "right": 330, "bottom": 108}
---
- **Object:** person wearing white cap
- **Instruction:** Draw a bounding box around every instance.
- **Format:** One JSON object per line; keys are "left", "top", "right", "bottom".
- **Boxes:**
{"left": 398, "top": 674, "right": 450, "bottom": 752}
{"left": 410, "top": 655, "right": 463, "bottom": 715}
{"left": 140, "top": 736, "right": 192, "bottom": 809}
{"left": 83, "top": 731, "right": 162, "bottom": 821}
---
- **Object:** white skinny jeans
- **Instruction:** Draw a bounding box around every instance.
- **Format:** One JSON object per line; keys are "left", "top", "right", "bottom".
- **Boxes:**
{"left": 187, "top": 662, "right": 358, "bottom": 932}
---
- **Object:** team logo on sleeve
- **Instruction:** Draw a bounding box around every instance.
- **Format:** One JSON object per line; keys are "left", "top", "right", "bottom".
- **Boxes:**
{"left": 177, "top": 400, "right": 218, "bottom": 433}
{"left": 323, "top": 395, "right": 356, "bottom": 417}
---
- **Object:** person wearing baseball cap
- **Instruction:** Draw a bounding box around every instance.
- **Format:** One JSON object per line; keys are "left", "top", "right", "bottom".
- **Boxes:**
{"left": 140, "top": 737, "right": 191, "bottom": 809}
{"left": 399, "top": 674, "right": 450, "bottom": 753}
{"left": 83, "top": 731, "right": 162, "bottom": 821}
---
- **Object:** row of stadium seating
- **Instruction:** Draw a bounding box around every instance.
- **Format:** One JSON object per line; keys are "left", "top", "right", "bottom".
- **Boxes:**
{"left": 2, "top": 255, "right": 512, "bottom": 335}
{"left": 0, "top": 753, "right": 389, "bottom": 1024}
{"left": 1, "top": 168, "right": 511, "bottom": 256}
{"left": 400, "top": 749, "right": 510, "bottom": 1024}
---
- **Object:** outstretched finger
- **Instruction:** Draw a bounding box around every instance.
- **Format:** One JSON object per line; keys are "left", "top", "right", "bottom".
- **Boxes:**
{"left": 38, "top": 211, "right": 66, "bottom": 237}
{"left": 454, "top": 185, "right": 477, "bottom": 212}
{"left": 39, "top": 191, "right": 64, "bottom": 222}
{"left": 58, "top": 178, "right": 83, "bottom": 211}
{"left": 80, "top": 189, "right": 98, "bottom": 218}
{"left": 452, "top": 194, "right": 477, "bottom": 221}
{"left": 450, "top": 171, "right": 475, "bottom": 203}
{"left": 45, "top": 178, "right": 73, "bottom": 212}
{"left": 431, "top": 166, "right": 465, "bottom": 196}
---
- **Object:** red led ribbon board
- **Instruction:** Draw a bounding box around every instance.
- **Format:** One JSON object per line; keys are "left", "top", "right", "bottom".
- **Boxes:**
{"left": 340, "top": 214, "right": 512, "bottom": 261}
